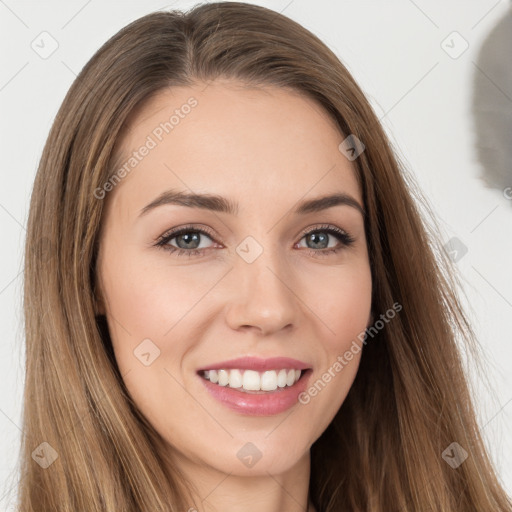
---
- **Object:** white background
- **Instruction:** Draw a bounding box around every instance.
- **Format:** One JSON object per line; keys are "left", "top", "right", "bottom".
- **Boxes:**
{"left": 1, "top": 0, "right": 511, "bottom": 508}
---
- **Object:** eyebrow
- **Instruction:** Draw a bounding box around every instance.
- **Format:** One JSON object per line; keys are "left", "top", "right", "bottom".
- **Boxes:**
{"left": 138, "top": 189, "right": 365, "bottom": 218}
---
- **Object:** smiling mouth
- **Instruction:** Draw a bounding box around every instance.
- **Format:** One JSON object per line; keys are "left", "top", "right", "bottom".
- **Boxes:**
{"left": 198, "top": 368, "right": 310, "bottom": 393}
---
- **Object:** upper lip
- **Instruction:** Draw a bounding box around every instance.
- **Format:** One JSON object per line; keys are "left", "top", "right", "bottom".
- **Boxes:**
{"left": 197, "top": 356, "right": 311, "bottom": 372}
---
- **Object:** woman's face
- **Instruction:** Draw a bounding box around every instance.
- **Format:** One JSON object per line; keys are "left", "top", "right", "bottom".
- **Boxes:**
{"left": 96, "top": 80, "right": 372, "bottom": 477}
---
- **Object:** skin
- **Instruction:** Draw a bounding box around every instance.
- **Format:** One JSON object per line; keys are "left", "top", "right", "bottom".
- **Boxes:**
{"left": 95, "top": 79, "right": 373, "bottom": 512}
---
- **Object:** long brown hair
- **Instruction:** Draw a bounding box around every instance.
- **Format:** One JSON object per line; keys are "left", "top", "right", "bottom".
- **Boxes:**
{"left": 18, "top": 2, "right": 512, "bottom": 510}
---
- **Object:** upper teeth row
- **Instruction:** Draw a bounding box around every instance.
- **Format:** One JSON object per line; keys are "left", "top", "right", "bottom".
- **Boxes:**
{"left": 203, "top": 369, "right": 302, "bottom": 391}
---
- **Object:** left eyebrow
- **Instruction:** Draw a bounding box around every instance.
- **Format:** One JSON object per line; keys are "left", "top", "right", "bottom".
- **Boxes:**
{"left": 138, "top": 189, "right": 365, "bottom": 218}
{"left": 295, "top": 193, "right": 365, "bottom": 217}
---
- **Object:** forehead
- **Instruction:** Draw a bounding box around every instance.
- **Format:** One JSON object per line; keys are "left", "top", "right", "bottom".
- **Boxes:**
{"left": 106, "top": 80, "right": 362, "bottom": 219}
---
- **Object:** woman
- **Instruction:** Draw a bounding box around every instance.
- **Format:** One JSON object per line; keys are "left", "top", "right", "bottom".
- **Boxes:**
{"left": 19, "top": 2, "right": 512, "bottom": 511}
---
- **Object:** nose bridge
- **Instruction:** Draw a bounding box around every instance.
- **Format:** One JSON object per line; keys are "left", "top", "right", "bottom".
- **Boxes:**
{"left": 224, "top": 234, "right": 299, "bottom": 334}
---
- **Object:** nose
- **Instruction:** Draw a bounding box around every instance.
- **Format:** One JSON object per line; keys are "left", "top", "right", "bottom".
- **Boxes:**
{"left": 224, "top": 243, "right": 300, "bottom": 336}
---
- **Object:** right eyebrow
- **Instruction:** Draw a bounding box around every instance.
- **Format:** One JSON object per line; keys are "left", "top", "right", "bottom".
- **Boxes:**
{"left": 139, "top": 189, "right": 239, "bottom": 217}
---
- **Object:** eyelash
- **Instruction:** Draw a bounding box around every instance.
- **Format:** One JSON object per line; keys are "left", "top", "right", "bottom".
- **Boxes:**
{"left": 154, "top": 223, "right": 355, "bottom": 259}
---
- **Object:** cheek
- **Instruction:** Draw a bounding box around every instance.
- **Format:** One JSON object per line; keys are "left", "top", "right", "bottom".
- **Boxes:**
{"left": 99, "top": 248, "right": 197, "bottom": 365}
{"left": 99, "top": 251, "right": 201, "bottom": 430}
{"left": 296, "top": 265, "right": 371, "bottom": 436}
{"left": 308, "top": 261, "right": 372, "bottom": 349}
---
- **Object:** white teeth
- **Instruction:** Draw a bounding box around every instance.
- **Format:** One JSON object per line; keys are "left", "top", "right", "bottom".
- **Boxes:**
{"left": 218, "top": 369, "right": 229, "bottom": 386}
{"left": 201, "top": 368, "right": 303, "bottom": 391}
{"left": 229, "top": 369, "right": 243, "bottom": 388}
{"left": 261, "top": 371, "right": 277, "bottom": 391}
{"left": 277, "top": 369, "right": 287, "bottom": 387}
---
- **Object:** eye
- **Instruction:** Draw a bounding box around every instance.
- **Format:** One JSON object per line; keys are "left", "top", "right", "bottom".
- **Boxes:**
{"left": 296, "top": 224, "right": 355, "bottom": 258}
{"left": 154, "top": 224, "right": 217, "bottom": 257}
{"left": 154, "top": 223, "right": 355, "bottom": 258}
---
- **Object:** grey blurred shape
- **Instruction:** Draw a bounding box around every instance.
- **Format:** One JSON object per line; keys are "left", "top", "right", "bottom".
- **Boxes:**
{"left": 471, "top": 6, "right": 512, "bottom": 196}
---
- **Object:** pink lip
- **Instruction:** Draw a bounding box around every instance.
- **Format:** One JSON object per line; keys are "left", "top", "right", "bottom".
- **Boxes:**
{"left": 199, "top": 372, "right": 312, "bottom": 416}
{"left": 197, "top": 357, "right": 313, "bottom": 416}
{"left": 197, "top": 356, "right": 311, "bottom": 372}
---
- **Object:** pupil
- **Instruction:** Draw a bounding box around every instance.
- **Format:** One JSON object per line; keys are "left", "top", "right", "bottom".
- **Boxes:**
{"left": 177, "top": 232, "right": 200, "bottom": 249}
{"left": 309, "top": 232, "right": 328, "bottom": 249}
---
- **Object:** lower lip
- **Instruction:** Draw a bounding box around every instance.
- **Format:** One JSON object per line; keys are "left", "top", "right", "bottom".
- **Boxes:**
{"left": 199, "top": 370, "right": 312, "bottom": 416}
